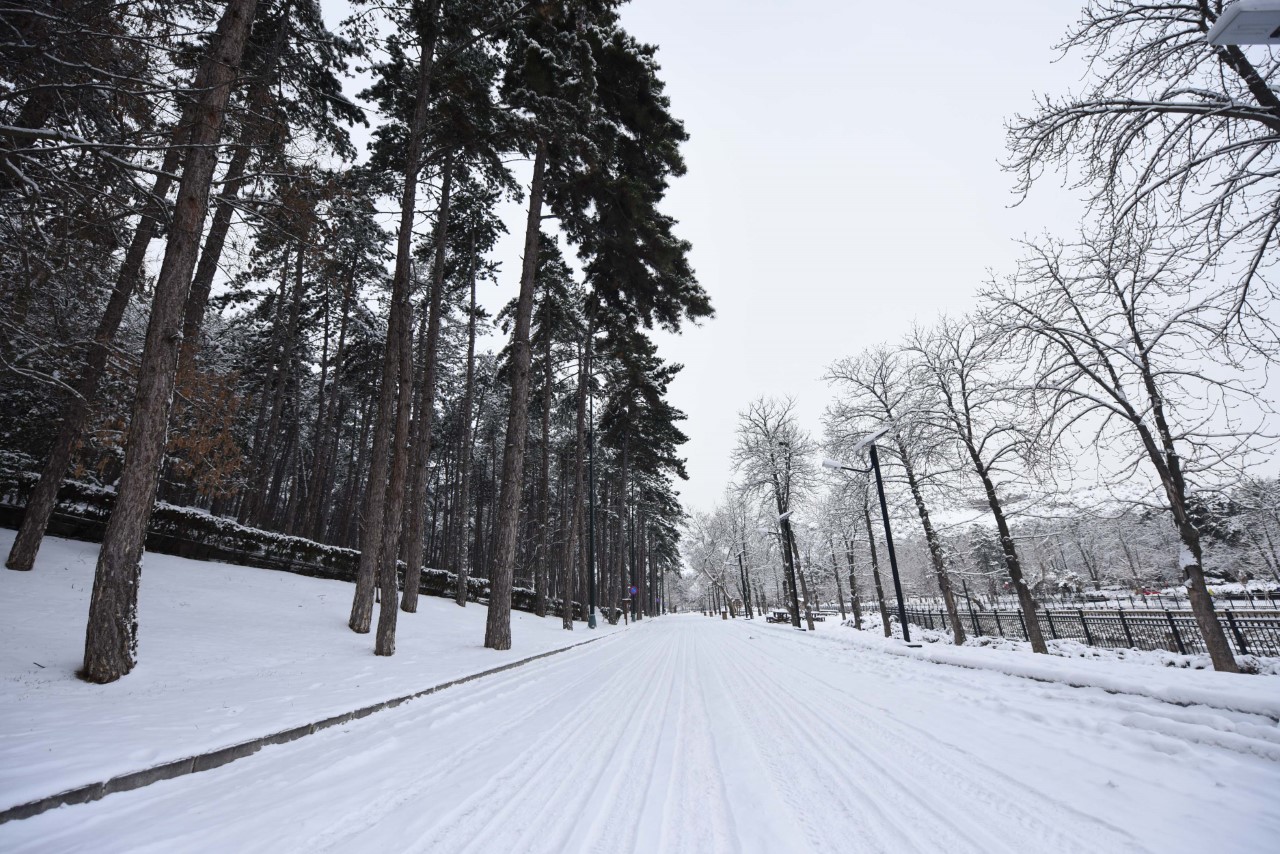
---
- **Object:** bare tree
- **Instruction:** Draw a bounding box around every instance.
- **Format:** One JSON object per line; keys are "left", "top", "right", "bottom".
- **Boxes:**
{"left": 987, "top": 225, "right": 1276, "bottom": 671}
{"left": 825, "top": 347, "right": 966, "bottom": 645}
{"left": 732, "top": 397, "right": 817, "bottom": 630}
{"left": 684, "top": 510, "right": 743, "bottom": 617}
{"left": 1235, "top": 477, "right": 1280, "bottom": 585}
{"left": 907, "top": 316, "right": 1049, "bottom": 653}
{"left": 1006, "top": 0, "right": 1280, "bottom": 328}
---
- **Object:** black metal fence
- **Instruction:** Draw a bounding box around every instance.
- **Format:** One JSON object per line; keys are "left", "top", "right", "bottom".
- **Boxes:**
{"left": 902, "top": 605, "right": 1280, "bottom": 658}
{"left": 906, "top": 590, "right": 1280, "bottom": 611}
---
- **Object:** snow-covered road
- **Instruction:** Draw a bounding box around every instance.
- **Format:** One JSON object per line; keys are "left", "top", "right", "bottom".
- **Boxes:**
{"left": 4, "top": 614, "right": 1278, "bottom": 853}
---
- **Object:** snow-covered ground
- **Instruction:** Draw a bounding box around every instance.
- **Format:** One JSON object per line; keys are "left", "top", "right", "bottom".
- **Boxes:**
{"left": 2, "top": 530, "right": 1280, "bottom": 850}
{"left": 851, "top": 611, "right": 1280, "bottom": 677}
{"left": 0, "top": 530, "right": 624, "bottom": 813}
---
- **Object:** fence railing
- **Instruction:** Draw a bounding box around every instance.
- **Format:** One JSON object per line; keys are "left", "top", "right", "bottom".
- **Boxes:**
{"left": 904, "top": 590, "right": 1280, "bottom": 611}
{"left": 900, "top": 605, "right": 1280, "bottom": 658}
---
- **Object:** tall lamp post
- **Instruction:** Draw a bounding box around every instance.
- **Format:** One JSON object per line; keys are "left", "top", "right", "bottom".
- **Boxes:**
{"left": 822, "top": 422, "right": 914, "bottom": 644}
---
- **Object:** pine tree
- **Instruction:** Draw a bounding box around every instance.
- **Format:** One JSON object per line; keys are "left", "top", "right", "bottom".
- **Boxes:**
{"left": 81, "top": 0, "right": 262, "bottom": 684}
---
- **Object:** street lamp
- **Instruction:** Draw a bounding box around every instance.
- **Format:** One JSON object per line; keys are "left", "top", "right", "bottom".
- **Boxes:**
{"left": 1207, "top": 1, "right": 1280, "bottom": 45}
{"left": 822, "top": 422, "right": 916, "bottom": 644}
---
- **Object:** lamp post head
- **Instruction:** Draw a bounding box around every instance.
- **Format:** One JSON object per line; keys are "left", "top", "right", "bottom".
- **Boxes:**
{"left": 1207, "top": 1, "right": 1280, "bottom": 45}
{"left": 821, "top": 457, "right": 843, "bottom": 471}
{"left": 849, "top": 421, "right": 896, "bottom": 457}
{"left": 777, "top": 510, "right": 793, "bottom": 523}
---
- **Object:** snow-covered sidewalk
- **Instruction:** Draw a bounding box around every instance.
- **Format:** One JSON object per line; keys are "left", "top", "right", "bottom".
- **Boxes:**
{"left": 0, "top": 530, "right": 625, "bottom": 813}
{"left": 4, "top": 607, "right": 1280, "bottom": 852}
{"left": 810, "top": 615, "right": 1280, "bottom": 720}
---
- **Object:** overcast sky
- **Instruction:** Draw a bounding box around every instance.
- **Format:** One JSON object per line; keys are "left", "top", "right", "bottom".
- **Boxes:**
{"left": 609, "top": 0, "right": 1093, "bottom": 513}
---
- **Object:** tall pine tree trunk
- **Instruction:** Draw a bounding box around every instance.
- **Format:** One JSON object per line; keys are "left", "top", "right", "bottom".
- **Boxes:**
{"left": 302, "top": 257, "right": 357, "bottom": 538}
{"left": 178, "top": 15, "right": 291, "bottom": 372}
{"left": 373, "top": 265, "right": 415, "bottom": 655}
{"left": 252, "top": 246, "right": 306, "bottom": 528}
{"left": 238, "top": 255, "right": 292, "bottom": 524}
{"left": 484, "top": 141, "right": 547, "bottom": 650}
{"left": 400, "top": 156, "right": 454, "bottom": 612}
{"left": 81, "top": 0, "right": 260, "bottom": 683}
{"left": 349, "top": 0, "right": 439, "bottom": 633}
{"left": 451, "top": 228, "right": 479, "bottom": 608}
{"left": 560, "top": 342, "right": 591, "bottom": 631}
{"left": 533, "top": 329, "right": 553, "bottom": 617}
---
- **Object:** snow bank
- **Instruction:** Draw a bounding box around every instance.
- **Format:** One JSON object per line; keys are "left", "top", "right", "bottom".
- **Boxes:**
{"left": 0, "top": 530, "right": 626, "bottom": 813}
{"left": 789, "top": 616, "right": 1280, "bottom": 720}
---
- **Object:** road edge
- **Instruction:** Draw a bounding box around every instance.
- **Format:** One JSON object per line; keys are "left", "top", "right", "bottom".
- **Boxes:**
{"left": 0, "top": 631, "right": 620, "bottom": 824}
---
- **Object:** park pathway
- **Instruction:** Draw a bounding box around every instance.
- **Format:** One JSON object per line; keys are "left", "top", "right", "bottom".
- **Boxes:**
{"left": 3, "top": 615, "right": 1278, "bottom": 853}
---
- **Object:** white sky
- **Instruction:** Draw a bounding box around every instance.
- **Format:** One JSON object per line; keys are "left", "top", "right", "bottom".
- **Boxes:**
{"left": 320, "top": 0, "right": 1101, "bottom": 513}
{"left": 613, "top": 0, "right": 1092, "bottom": 512}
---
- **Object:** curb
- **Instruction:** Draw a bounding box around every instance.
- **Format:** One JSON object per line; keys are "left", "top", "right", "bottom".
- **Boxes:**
{"left": 0, "top": 632, "right": 614, "bottom": 825}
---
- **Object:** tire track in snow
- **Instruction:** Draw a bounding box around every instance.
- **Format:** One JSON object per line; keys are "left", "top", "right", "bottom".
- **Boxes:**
{"left": 704, "top": 630, "right": 959, "bottom": 853}
{"left": 380, "top": 627, "right": 679, "bottom": 853}
{"left": 654, "top": 629, "right": 740, "bottom": 854}
{"left": 290, "top": 632, "right": 648, "bottom": 852}
{"left": 5, "top": 617, "right": 1278, "bottom": 853}
{"left": 706, "top": 625, "right": 1146, "bottom": 853}
{"left": 747, "top": 620, "right": 1280, "bottom": 825}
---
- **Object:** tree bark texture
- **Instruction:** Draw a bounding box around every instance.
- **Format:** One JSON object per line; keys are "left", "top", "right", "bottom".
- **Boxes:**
{"left": 843, "top": 539, "right": 863, "bottom": 629}
{"left": 400, "top": 156, "right": 454, "bottom": 613}
{"left": 349, "top": 1, "right": 439, "bottom": 633}
{"left": 483, "top": 141, "right": 546, "bottom": 650}
{"left": 970, "top": 451, "right": 1046, "bottom": 653}
{"left": 374, "top": 263, "right": 415, "bottom": 656}
{"left": 533, "top": 328, "right": 553, "bottom": 617}
{"left": 898, "top": 443, "right": 965, "bottom": 645}
{"left": 81, "top": 0, "right": 260, "bottom": 683}
{"left": 451, "top": 223, "right": 477, "bottom": 608}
